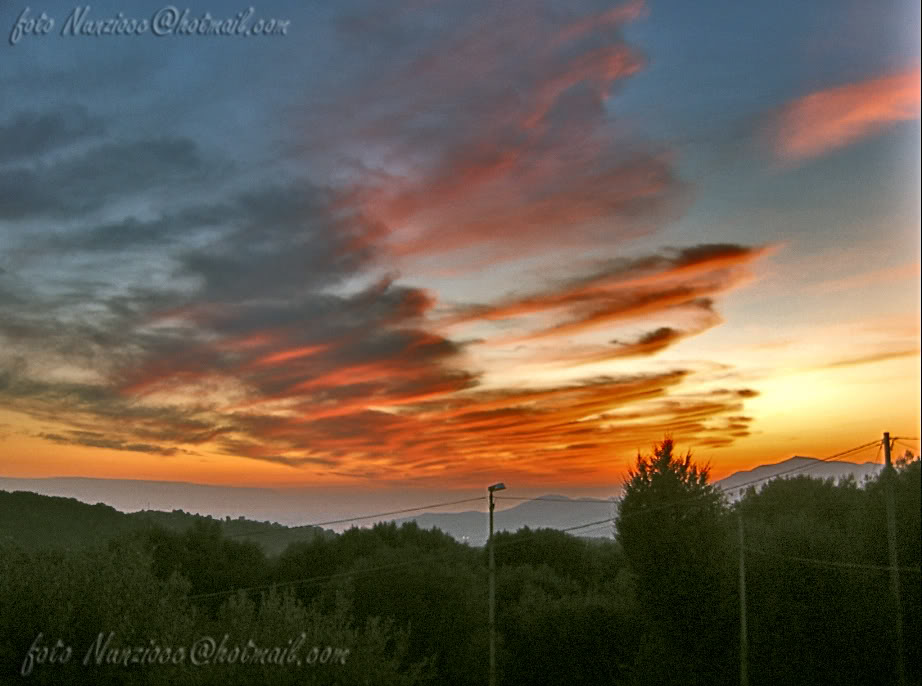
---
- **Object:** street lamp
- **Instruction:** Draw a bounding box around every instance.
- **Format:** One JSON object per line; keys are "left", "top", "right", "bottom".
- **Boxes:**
{"left": 488, "top": 482, "right": 505, "bottom": 686}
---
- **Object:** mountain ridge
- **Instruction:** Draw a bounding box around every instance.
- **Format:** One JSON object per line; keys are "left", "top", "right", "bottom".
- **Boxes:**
{"left": 0, "top": 454, "right": 893, "bottom": 543}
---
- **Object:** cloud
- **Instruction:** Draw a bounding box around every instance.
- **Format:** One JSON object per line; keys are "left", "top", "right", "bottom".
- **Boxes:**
{"left": 303, "top": 0, "right": 683, "bottom": 270}
{"left": 38, "top": 431, "right": 176, "bottom": 457}
{"left": 175, "top": 184, "right": 386, "bottom": 301}
{"left": 205, "top": 370, "right": 757, "bottom": 485}
{"left": 445, "top": 243, "right": 769, "bottom": 341}
{"left": 0, "top": 236, "right": 760, "bottom": 483}
{"left": 0, "top": 134, "right": 211, "bottom": 221}
{"left": 0, "top": 106, "right": 103, "bottom": 165}
{"left": 611, "top": 327, "right": 691, "bottom": 356}
{"left": 820, "top": 348, "right": 920, "bottom": 370}
{"left": 0, "top": 1, "right": 768, "bottom": 484}
{"left": 772, "top": 67, "right": 921, "bottom": 161}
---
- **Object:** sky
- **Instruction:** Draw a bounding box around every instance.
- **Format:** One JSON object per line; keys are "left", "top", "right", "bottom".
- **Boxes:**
{"left": 0, "top": 0, "right": 919, "bottom": 504}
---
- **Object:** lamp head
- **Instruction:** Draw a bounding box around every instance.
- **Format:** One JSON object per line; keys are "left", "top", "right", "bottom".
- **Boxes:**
{"left": 488, "top": 482, "right": 506, "bottom": 492}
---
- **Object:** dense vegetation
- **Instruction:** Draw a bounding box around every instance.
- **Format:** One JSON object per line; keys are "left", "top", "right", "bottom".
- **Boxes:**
{"left": 0, "top": 490, "right": 331, "bottom": 555}
{"left": 1, "top": 443, "right": 918, "bottom": 685}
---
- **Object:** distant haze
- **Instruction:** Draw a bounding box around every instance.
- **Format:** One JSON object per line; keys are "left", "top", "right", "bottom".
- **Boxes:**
{"left": 0, "top": 456, "right": 885, "bottom": 539}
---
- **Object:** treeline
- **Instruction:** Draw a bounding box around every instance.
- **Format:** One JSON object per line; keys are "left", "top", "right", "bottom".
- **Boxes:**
{"left": 0, "top": 446, "right": 918, "bottom": 685}
{"left": 0, "top": 490, "right": 330, "bottom": 555}
{"left": 615, "top": 440, "right": 920, "bottom": 686}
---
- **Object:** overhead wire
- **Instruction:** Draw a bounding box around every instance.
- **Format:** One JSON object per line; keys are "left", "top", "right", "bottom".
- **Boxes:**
{"left": 493, "top": 495, "right": 614, "bottom": 504}
{"left": 741, "top": 546, "right": 922, "bottom": 575}
{"left": 186, "top": 438, "right": 898, "bottom": 601}
{"left": 188, "top": 545, "right": 474, "bottom": 601}
{"left": 715, "top": 440, "right": 882, "bottom": 497}
{"left": 894, "top": 439, "right": 919, "bottom": 455}
{"left": 214, "top": 440, "right": 883, "bottom": 546}
{"left": 191, "top": 513, "right": 608, "bottom": 601}
{"left": 221, "top": 496, "right": 486, "bottom": 540}
{"left": 521, "top": 439, "right": 885, "bottom": 536}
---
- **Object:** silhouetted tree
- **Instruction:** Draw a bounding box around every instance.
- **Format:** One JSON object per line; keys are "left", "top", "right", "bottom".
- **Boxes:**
{"left": 616, "top": 437, "right": 735, "bottom": 686}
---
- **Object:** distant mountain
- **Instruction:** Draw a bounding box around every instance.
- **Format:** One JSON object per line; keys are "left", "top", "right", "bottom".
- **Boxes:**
{"left": 0, "top": 490, "right": 330, "bottom": 555}
{"left": 395, "top": 457, "right": 888, "bottom": 543}
{"left": 0, "top": 476, "right": 286, "bottom": 520}
{"left": 0, "top": 454, "right": 891, "bottom": 548}
{"left": 395, "top": 494, "right": 618, "bottom": 544}
{"left": 715, "top": 456, "right": 883, "bottom": 499}
{"left": 0, "top": 476, "right": 470, "bottom": 532}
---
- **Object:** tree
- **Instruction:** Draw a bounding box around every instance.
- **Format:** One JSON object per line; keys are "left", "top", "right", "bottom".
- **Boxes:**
{"left": 736, "top": 474, "right": 894, "bottom": 685}
{"left": 615, "top": 438, "right": 735, "bottom": 686}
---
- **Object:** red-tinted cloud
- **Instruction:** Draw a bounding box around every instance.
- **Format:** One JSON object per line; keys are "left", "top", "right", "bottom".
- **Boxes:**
{"left": 313, "top": 1, "right": 682, "bottom": 270}
{"left": 0, "top": 1, "right": 772, "bottom": 486}
{"left": 37, "top": 241, "right": 764, "bottom": 484}
{"left": 772, "top": 67, "right": 921, "bottom": 161}
{"left": 445, "top": 243, "right": 769, "bottom": 341}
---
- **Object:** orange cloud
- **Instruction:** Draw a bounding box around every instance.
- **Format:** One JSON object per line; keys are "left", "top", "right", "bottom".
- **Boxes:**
{"left": 444, "top": 243, "right": 769, "bottom": 342}
{"left": 2, "top": 0, "right": 770, "bottom": 487}
{"left": 321, "top": 1, "right": 678, "bottom": 271}
{"left": 820, "top": 348, "right": 921, "bottom": 370}
{"left": 208, "top": 370, "right": 757, "bottom": 486}
{"left": 773, "top": 67, "right": 921, "bottom": 161}
{"left": 39, "top": 264, "right": 759, "bottom": 485}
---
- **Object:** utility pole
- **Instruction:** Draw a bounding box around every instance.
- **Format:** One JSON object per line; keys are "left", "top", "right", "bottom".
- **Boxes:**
{"left": 883, "top": 432, "right": 906, "bottom": 686}
{"left": 738, "top": 509, "right": 749, "bottom": 686}
{"left": 487, "top": 482, "right": 505, "bottom": 686}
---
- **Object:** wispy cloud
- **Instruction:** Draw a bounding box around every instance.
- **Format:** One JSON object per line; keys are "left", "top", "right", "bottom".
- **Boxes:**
{"left": 820, "top": 348, "right": 920, "bottom": 370}
{"left": 772, "top": 66, "right": 921, "bottom": 161}
{"left": 444, "top": 244, "right": 770, "bottom": 342}
{"left": 0, "top": 0, "right": 775, "bottom": 485}
{"left": 306, "top": 0, "right": 683, "bottom": 271}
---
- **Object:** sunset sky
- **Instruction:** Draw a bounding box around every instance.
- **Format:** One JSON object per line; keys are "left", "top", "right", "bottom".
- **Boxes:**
{"left": 0, "top": 0, "right": 919, "bottom": 502}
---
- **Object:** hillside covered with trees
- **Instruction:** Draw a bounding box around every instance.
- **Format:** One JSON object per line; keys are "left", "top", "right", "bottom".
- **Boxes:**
{"left": 1, "top": 442, "right": 918, "bottom": 685}
{"left": 0, "top": 490, "right": 331, "bottom": 555}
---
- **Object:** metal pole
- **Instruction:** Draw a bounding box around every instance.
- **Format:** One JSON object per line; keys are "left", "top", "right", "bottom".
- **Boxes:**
{"left": 738, "top": 510, "right": 749, "bottom": 686}
{"left": 489, "top": 489, "right": 496, "bottom": 686}
{"left": 883, "top": 432, "right": 906, "bottom": 686}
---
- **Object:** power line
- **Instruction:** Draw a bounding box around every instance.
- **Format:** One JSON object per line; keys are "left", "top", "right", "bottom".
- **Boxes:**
{"left": 494, "top": 495, "right": 615, "bottom": 504}
{"left": 559, "top": 516, "right": 617, "bottom": 533}
{"left": 570, "top": 522, "right": 615, "bottom": 536}
{"left": 185, "top": 439, "right": 901, "bottom": 602}
{"left": 716, "top": 440, "right": 882, "bottom": 497}
{"left": 188, "top": 546, "right": 472, "bottom": 601}
{"left": 223, "top": 496, "right": 486, "bottom": 539}
{"left": 741, "top": 545, "right": 922, "bottom": 575}
{"left": 191, "top": 518, "right": 590, "bottom": 602}
{"left": 497, "top": 440, "right": 886, "bottom": 537}
{"left": 488, "top": 440, "right": 887, "bottom": 537}
{"left": 187, "top": 437, "right": 895, "bottom": 601}
{"left": 208, "top": 441, "right": 884, "bottom": 546}
{"left": 525, "top": 440, "right": 887, "bottom": 536}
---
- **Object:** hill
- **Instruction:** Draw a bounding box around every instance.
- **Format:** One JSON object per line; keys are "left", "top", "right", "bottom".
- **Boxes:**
{"left": 715, "top": 456, "right": 883, "bottom": 498}
{"left": 0, "top": 489, "right": 330, "bottom": 555}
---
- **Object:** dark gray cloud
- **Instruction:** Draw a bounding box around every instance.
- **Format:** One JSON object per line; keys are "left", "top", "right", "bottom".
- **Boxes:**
{"left": 177, "top": 184, "right": 383, "bottom": 301}
{"left": 0, "top": 0, "right": 766, "bottom": 469}
{"left": 38, "top": 431, "right": 176, "bottom": 457}
{"left": 40, "top": 204, "right": 235, "bottom": 254}
{"left": 0, "top": 106, "right": 104, "bottom": 165}
{"left": 0, "top": 136, "right": 211, "bottom": 221}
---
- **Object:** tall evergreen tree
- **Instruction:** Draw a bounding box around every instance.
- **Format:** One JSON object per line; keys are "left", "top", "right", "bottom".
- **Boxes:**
{"left": 616, "top": 438, "right": 735, "bottom": 686}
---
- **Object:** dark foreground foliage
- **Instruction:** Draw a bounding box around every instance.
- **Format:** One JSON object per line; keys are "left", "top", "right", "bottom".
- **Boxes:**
{"left": 1, "top": 448, "right": 918, "bottom": 685}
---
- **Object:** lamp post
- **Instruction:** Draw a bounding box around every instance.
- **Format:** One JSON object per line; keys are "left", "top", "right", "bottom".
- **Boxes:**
{"left": 488, "top": 482, "right": 506, "bottom": 686}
